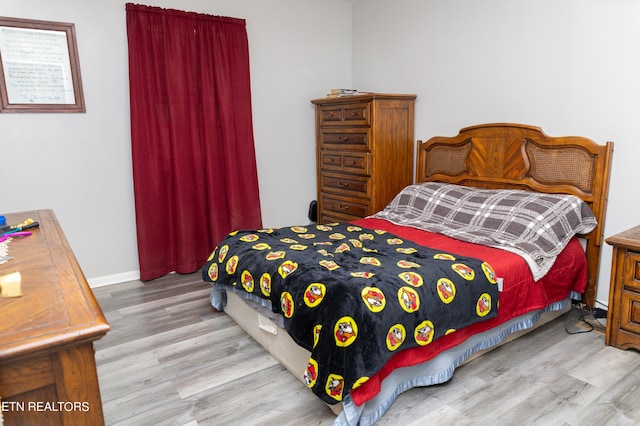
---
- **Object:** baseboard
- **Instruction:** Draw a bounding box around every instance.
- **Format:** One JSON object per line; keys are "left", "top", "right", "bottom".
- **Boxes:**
{"left": 88, "top": 270, "right": 140, "bottom": 288}
{"left": 595, "top": 299, "right": 608, "bottom": 312}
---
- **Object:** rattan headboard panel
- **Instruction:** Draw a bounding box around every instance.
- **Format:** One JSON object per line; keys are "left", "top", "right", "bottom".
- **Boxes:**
{"left": 416, "top": 123, "right": 613, "bottom": 308}
{"left": 423, "top": 141, "right": 471, "bottom": 177}
{"left": 524, "top": 140, "right": 596, "bottom": 194}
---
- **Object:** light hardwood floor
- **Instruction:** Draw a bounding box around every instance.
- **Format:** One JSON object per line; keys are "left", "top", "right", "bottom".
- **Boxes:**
{"left": 93, "top": 272, "right": 640, "bottom": 426}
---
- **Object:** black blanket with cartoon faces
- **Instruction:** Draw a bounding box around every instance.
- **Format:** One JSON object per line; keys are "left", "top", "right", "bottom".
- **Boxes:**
{"left": 202, "top": 223, "right": 499, "bottom": 405}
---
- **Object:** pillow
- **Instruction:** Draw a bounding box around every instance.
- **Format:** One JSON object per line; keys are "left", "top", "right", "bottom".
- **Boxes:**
{"left": 372, "top": 182, "right": 597, "bottom": 280}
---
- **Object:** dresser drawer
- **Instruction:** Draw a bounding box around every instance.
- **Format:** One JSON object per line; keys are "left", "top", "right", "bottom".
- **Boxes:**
{"left": 319, "top": 211, "right": 363, "bottom": 225}
{"left": 319, "top": 102, "right": 370, "bottom": 127}
{"left": 620, "top": 289, "right": 640, "bottom": 335}
{"left": 320, "top": 172, "right": 370, "bottom": 198}
{"left": 321, "top": 195, "right": 369, "bottom": 218}
{"left": 320, "top": 131, "right": 369, "bottom": 151}
{"left": 321, "top": 151, "right": 370, "bottom": 174}
{"left": 624, "top": 251, "right": 640, "bottom": 291}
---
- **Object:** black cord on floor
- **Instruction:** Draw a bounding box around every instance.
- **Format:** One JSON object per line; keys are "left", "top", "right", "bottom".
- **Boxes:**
{"left": 564, "top": 303, "right": 606, "bottom": 335}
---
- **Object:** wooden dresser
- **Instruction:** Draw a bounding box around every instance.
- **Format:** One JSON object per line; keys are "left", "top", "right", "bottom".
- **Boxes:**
{"left": 605, "top": 225, "right": 640, "bottom": 351}
{"left": 0, "top": 210, "right": 110, "bottom": 425}
{"left": 311, "top": 93, "right": 416, "bottom": 224}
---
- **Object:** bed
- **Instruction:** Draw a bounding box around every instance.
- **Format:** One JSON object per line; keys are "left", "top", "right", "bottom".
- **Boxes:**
{"left": 202, "top": 123, "right": 613, "bottom": 425}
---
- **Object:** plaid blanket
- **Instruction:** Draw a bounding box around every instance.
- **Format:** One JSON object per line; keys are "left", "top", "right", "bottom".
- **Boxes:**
{"left": 372, "top": 182, "right": 597, "bottom": 280}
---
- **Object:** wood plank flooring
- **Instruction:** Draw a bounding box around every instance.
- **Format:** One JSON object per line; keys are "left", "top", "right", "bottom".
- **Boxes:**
{"left": 93, "top": 272, "right": 640, "bottom": 425}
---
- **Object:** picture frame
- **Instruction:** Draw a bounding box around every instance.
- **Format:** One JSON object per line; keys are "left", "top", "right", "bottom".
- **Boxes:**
{"left": 0, "top": 16, "right": 85, "bottom": 113}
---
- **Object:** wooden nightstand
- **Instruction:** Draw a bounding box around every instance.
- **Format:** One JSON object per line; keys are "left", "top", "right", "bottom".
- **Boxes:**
{"left": 605, "top": 225, "right": 640, "bottom": 351}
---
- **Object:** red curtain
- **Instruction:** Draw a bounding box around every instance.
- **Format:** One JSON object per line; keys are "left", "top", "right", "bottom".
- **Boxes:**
{"left": 126, "top": 3, "right": 262, "bottom": 281}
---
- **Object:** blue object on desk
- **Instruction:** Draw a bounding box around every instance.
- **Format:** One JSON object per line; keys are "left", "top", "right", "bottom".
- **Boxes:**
{"left": 0, "top": 215, "right": 5, "bottom": 226}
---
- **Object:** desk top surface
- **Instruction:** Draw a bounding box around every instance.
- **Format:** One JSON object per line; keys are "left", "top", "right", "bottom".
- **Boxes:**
{"left": 0, "top": 209, "right": 109, "bottom": 361}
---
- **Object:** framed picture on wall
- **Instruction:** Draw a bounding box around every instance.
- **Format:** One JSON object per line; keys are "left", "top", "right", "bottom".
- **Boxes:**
{"left": 0, "top": 16, "right": 85, "bottom": 113}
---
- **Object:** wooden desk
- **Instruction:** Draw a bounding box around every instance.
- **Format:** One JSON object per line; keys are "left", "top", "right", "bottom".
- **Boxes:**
{"left": 0, "top": 210, "right": 110, "bottom": 425}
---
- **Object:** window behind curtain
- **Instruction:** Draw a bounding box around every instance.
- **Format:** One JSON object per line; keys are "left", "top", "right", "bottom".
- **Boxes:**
{"left": 126, "top": 3, "right": 262, "bottom": 281}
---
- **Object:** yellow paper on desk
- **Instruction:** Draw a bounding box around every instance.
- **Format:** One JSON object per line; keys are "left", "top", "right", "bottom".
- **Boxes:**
{"left": 0, "top": 271, "right": 22, "bottom": 297}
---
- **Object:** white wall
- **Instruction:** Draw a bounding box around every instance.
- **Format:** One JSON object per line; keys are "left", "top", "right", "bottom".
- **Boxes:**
{"left": 352, "top": 0, "right": 640, "bottom": 307}
{"left": 0, "top": 0, "right": 352, "bottom": 285}
{"left": 2, "top": 0, "right": 634, "bottom": 307}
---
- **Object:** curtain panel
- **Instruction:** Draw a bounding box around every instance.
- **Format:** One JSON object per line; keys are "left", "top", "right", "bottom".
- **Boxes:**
{"left": 126, "top": 3, "right": 262, "bottom": 281}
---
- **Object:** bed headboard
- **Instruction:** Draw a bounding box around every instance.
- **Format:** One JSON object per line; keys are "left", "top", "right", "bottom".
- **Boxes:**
{"left": 416, "top": 123, "right": 614, "bottom": 308}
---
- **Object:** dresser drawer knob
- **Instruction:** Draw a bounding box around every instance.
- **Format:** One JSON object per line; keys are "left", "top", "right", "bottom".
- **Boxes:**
{"left": 339, "top": 204, "right": 349, "bottom": 210}
{"left": 337, "top": 136, "right": 350, "bottom": 142}
{"left": 338, "top": 181, "right": 349, "bottom": 187}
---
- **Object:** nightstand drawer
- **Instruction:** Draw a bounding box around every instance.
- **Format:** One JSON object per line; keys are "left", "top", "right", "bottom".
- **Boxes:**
{"left": 321, "top": 151, "right": 370, "bottom": 174}
{"left": 624, "top": 251, "right": 640, "bottom": 291}
{"left": 620, "top": 289, "right": 640, "bottom": 335}
{"left": 319, "top": 102, "right": 370, "bottom": 127}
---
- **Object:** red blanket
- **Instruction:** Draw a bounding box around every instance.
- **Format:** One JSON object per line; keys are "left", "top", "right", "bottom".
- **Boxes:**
{"left": 349, "top": 217, "right": 587, "bottom": 406}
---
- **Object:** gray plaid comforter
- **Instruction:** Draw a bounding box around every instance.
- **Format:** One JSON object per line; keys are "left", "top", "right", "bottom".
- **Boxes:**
{"left": 372, "top": 182, "right": 597, "bottom": 280}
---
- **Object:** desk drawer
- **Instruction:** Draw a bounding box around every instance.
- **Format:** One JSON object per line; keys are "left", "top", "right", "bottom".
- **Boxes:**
{"left": 0, "top": 354, "right": 55, "bottom": 397}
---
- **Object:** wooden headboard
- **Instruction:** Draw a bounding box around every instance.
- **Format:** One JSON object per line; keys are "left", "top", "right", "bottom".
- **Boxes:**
{"left": 416, "top": 123, "right": 614, "bottom": 308}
